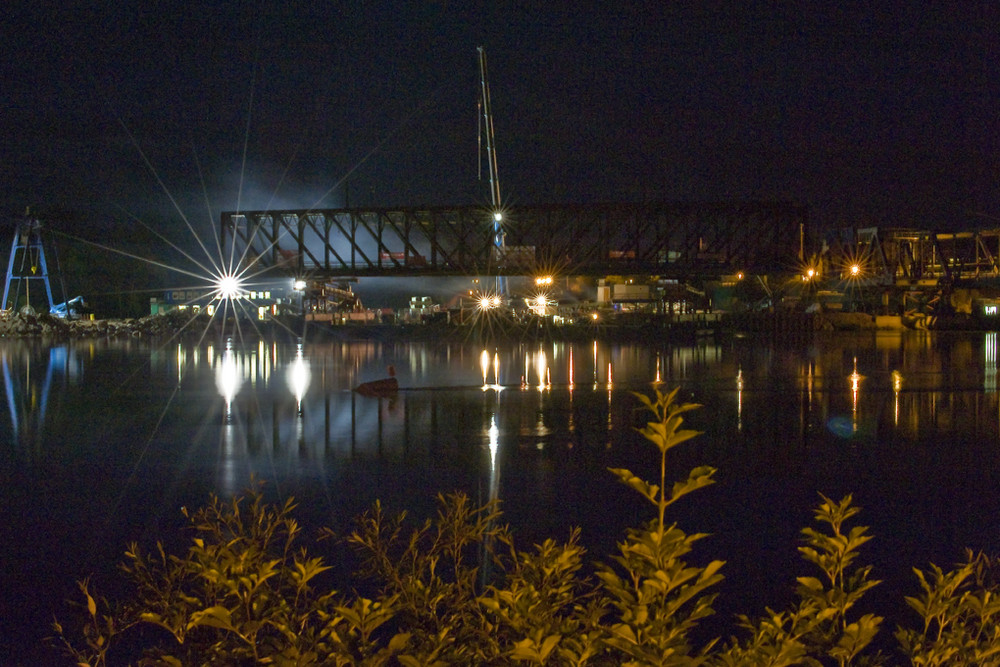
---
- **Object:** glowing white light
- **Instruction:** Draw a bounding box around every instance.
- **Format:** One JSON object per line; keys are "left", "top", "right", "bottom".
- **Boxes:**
{"left": 286, "top": 355, "right": 311, "bottom": 404}
{"left": 478, "top": 293, "right": 503, "bottom": 311}
{"left": 493, "top": 211, "right": 503, "bottom": 222}
{"left": 293, "top": 279, "right": 307, "bottom": 291}
{"left": 849, "top": 357, "right": 863, "bottom": 432}
{"left": 892, "top": 369, "right": 903, "bottom": 392}
{"left": 527, "top": 293, "right": 552, "bottom": 316}
{"left": 480, "top": 350, "right": 503, "bottom": 390}
{"left": 535, "top": 351, "right": 548, "bottom": 389}
{"left": 480, "top": 349, "right": 491, "bottom": 385}
{"left": 215, "top": 350, "right": 243, "bottom": 406}
{"left": 214, "top": 273, "right": 246, "bottom": 301}
{"left": 488, "top": 414, "right": 499, "bottom": 466}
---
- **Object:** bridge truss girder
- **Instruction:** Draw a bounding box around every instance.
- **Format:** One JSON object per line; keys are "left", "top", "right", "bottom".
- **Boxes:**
{"left": 825, "top": 227, "right": 1000, "bottom": 285}
{"left": 221, "top": 202, "right": 807, "bottom": 280}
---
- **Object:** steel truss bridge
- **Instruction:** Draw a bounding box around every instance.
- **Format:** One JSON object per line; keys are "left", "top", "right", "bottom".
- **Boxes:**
{"left": 824, "top": 227, "right": 1000, "bottom": 286}
{"left": 221, "top": 202, "right": 807, "bottom": 281}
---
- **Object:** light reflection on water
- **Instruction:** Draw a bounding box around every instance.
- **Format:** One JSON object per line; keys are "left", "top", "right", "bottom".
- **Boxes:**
{"left": 3, "top": 330, "right": 1000, "bottom": 662}
{"left": 4, "top": 333, "right": 1000, "bottom": 446}
{"left": 5, "top": 332, "right": 1000, "bottom": 472}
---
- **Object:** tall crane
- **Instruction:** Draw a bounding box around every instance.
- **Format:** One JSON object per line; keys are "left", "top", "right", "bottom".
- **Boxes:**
{"left": 478, "top": 46, "right": 506, "bottom": 296}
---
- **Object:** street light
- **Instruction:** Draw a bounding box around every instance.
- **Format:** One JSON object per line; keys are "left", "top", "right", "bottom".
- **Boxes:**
{"left": 291, "top": 279, "right": 308, "bottom": 315}
{"left": 478, "top": 294, "right": 502, "bottom": 311}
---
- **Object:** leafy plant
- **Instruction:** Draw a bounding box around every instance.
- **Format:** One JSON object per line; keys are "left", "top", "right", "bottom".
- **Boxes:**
{"left": 55, "top": 487, "right": 401, "bottom": 666}
{"left": 52, "top": 386, "right": 1000, "bottom": 666}
{"left": 345, "top": 492, "right": 508, "bottom": 664}
{"left": 896, "top": 549, "right": 1000, "bottom": 666}
{"left": 594, "top": 385, "right": 724, "bottom": 665}
{"left": 717, "top": 494, "right": 883, "bottom": 667}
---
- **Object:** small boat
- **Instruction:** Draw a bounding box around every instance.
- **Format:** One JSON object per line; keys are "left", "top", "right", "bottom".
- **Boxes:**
{"left": 354, "top": 366, "right": 398, "bottom": 397}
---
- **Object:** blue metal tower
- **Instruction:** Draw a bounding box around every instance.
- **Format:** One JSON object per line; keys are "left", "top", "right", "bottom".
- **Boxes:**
{"left": 2, "top": 216, "right": 56, "bottom": 315}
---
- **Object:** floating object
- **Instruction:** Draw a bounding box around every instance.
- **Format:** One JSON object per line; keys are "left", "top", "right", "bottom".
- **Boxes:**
{"left": 354, "top": 365, "right": 398, "bottom": 397}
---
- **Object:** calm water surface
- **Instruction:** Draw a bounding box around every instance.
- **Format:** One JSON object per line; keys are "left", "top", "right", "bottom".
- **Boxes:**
{"left": 3, "top": 330, "right": 1000, "bottom": 663}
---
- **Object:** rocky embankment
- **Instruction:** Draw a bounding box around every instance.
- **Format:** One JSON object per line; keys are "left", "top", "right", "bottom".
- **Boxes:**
{"left": 0, "top": 309, "right": 205, "bottom": 338}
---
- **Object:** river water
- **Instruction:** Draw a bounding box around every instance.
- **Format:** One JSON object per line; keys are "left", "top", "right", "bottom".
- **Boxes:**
{"left": 2, "top": 330, "right": 1000, "bottom": 662}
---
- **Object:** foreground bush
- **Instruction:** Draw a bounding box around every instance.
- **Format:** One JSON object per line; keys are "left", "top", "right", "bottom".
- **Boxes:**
{"left": 56, "top": 386, "right": 1000, "bottom": 665}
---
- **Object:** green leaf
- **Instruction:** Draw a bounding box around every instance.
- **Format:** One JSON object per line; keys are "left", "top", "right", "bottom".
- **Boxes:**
{"left": 797, "top": 576, "right": 824, "bottom": 592}
{"left": 539, "top": 634, "right": 561, "bottom": 660}
{"left": 631, "top": 391, "right": 656, "bottom": 412}
{"left": 187, "top": 605, "right": 236, "bottom": 633}
{"left": 510, "top": 637, "right": 540, "bottom": 661}
{"left": 608, "top": 467, "right": 659, "bottom": 503}
{"left": 667, "top": 428, "right": 703, "bottom": 449}
{"left": 388, "top": 632, "right": 412, "bottom": 652}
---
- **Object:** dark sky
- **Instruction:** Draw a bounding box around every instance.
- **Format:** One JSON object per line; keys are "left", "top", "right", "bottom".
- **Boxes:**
{"left": 2, "top": 1, "right": 998, "bottom": 238}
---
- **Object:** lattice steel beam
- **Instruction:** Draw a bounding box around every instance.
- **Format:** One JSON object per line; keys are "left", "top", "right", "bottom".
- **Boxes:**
{"left": 221, "top": 202, "right": 807, "bottom": 279}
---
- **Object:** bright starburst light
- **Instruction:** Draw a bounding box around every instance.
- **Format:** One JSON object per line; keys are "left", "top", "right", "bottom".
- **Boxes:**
{"left": 477, "top": 293, "right": 503, "bottom": 311}
{"left": 63, "top": 7, "right": 500, "bottom": 528}
{"left": 212, "top": 273, "right": 246, "bottom": 301}
{"left": 213, "top": 273, "right": 247, "bottom": 302}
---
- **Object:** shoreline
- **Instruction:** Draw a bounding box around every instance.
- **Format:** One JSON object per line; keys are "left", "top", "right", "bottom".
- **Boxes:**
{"left": 0, "top": 309, "right": 993, "bottom": 343}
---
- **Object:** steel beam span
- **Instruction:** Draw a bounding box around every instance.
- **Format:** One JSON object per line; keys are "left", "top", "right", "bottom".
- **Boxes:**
{"left": 824, "top": 227, "right": 1000, "bottom": 286}
{"left": 221, "top": 202, "right": 807, "bottom": 279}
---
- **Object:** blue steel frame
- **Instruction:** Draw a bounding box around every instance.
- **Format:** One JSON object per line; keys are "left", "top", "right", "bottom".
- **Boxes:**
{"left": 2, "top": 218, "right": 55, "bottom": 313}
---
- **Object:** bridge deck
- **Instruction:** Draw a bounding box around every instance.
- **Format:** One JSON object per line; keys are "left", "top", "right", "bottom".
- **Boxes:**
{"left": 221, "top": 202, "right": 807, "bottom": 280}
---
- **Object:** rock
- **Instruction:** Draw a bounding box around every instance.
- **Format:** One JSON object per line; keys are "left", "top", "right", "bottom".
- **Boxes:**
{"left": 0, "top": 309, "right": 216, "bottom": 339}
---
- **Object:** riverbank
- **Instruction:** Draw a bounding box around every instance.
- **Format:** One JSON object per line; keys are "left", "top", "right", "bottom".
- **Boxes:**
{"left": 0, "top": 309, "right": 208, "bottom": 338}
{"left": 0, "top": 308, "right": 986, "bottom": 342}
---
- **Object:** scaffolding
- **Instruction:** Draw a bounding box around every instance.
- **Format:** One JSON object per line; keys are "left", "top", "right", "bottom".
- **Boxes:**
{"left": 2, "top": 216, "right": 59, "bottom": 316}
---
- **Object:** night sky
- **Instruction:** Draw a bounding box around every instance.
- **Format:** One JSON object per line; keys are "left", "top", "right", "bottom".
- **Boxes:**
{"left": 2, "top": 2, "right": 998, "bottom": 240}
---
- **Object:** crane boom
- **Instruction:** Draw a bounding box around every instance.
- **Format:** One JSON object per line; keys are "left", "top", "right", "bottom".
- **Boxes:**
{"left": 478, "top": 46, "right": 501, "bottom": 210}
{"left": 478, "top": 47, "right": 507, "bottom": 296}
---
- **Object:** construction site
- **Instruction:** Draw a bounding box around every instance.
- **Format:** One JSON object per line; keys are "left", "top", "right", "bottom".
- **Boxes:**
{"left": 8, "top": 203, "right": 1000, "bottom": 335}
